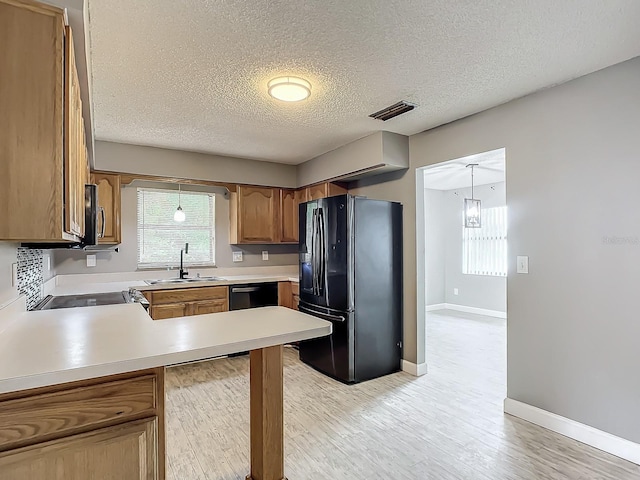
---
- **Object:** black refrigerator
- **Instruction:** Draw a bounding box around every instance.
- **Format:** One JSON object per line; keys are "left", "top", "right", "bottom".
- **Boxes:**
{"left": 298, "top": 194, "right": 403, "bottom": 383}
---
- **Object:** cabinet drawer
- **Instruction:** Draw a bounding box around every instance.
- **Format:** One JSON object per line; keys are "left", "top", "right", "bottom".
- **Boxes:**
{"left": 150, "top": 303, "right": 188, "bottom": 320}
{"left": 0, "top": 375, "right": 157, "bottom": 452}
{"left": 192, "top": 299, "right": 228, "bottom": 315}
{"left": 150, "top": 286, "right": 228, "bottom": 304}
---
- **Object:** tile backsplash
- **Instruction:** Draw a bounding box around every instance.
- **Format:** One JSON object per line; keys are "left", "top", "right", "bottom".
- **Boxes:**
{"left": 17, "top": 247, "right": 44, "bottom": 310}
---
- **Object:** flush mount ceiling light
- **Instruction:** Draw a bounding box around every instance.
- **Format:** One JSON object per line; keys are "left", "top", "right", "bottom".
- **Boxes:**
{"left": 268, "top": 76, "right": 311, "bottom": 102}
{"left": 174, "top": 184, "right": 185, "bottom": 222}
{"left": 464, "top": 164, "right": 481, "bottom": 228}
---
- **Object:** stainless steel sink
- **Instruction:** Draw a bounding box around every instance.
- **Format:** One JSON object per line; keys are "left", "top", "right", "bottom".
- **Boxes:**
{"left": 145, "top": 276, "right": 225, "bottom": 285}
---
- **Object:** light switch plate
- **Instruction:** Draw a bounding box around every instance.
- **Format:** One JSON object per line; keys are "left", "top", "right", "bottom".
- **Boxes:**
{"left": 86, "top": 254, "right": 97, "bottom": 268}
{"left": 453, "top": 288, "right": 459, "bottom": 295}
{"left": 262, "top": 251, "right": 269, "bottom": 261}
{"left": 516, "top": 255, "right": 529, "bottom": 274}
{"left": 232, "top": 251, "right": 243, "bottom": 262}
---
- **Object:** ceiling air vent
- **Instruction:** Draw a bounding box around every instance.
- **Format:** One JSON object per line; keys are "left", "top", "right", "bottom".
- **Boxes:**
{"left": 369, "top": 101, "right": 417, "bottom": 121}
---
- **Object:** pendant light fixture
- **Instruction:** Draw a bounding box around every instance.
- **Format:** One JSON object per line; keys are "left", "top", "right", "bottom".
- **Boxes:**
{"left": 464, "top": 164, "right": 481, "bottom": 228}
{"left": 174, "top": 184, "right": 186, "bottom": 222}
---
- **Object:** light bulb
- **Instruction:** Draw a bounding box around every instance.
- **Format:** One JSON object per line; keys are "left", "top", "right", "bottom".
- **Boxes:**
{"left": 174, "top": 206, "right": 185, "bottom": 222}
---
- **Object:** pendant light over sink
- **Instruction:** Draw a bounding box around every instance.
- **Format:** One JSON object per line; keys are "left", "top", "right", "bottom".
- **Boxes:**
{"left": 268, "top": 76, "right": 311, "bottom": 102}
{"left": 464, "top": 164, "right": 481, "bottom": 228}
{"left": 174, "top": 184, "right": 186, "bottom": 222}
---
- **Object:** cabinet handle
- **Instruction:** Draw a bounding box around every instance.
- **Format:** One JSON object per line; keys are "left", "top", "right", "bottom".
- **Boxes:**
{"left": 99, "top": 207, "right": 105, "bottom": 238}
{"left": 231, "top": 286, "right": 260, "bottom": 293}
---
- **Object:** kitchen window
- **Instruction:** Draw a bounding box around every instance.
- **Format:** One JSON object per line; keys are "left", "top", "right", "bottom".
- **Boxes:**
{"left": 137, "top": 188, "right": 215, "bottom": 268}
{"left": 462, "top": 206, "right": 507, "bottom": 276}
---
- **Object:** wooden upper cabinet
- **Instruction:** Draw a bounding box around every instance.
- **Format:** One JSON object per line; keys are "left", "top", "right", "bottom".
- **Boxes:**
{"left": 307, "top": 183, "right": 328, "bottom": 200}
{"left": 304, "top": 182, "right": 348, "bottom": 202}
{"left": 92, "top": 172, "right": 122, "bottom": 244}
{"left": 0, "top": 1, "right": 87, "bottom": 242}
{"left": 279, "top": 189, "right": 298, "bottom": 243}
{"left": 230, "top": 186, "right": 279, "bottom": 244}
{"left": 65, "top": 25, "right": 87, "bottom": 238}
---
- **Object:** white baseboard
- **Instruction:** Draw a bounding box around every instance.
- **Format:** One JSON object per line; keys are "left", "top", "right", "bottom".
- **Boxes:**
{"left": 426, "top": 303, "right": 446, "bottom": 312}
{"left": 401, "top": 360, "right": 427, "bottom": 376}
{"left": 504, "top": 398, "right": 640, "bottom": 465}
{"left": 427, "top": 303, "right": 506, "bottom": 319}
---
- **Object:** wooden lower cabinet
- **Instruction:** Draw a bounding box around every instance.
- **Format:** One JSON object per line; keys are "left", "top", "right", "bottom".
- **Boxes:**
{"left": 0, "top": 369, "right": 164, "bottom": 480}
{"left": 144, "top": 286, "right": 229, "bottom": 320}
{"left": 0, "top": 418, "right": 158, "bottom": 480}
{"left": 278, "top": 282, "right": 299, "bottom": 311}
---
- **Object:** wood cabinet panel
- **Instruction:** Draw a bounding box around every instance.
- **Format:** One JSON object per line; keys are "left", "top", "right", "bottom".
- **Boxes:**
{"left": 0, "top": 375, "right": 156, "bottom": 452}
{"left": 148, "top": 286, "right": 228, "bottom": 305}
{"left": 277, "top": 282, "right": 293, "bottom": 309}
{"left": 64, "top": 25, "right": 86, "bottom": 238}
{"left": 231, "top": 186, "right": 279, "bottom": 243}
{"left": 150, "top": 303, "right": 188, "bottom": 320}
{"left": 307, "top": 183, "right": 328, "bottom": 200}
{"left": 92, "top": 172, "right": 121, "bottom": 244}
{"left": 0, "top": 418, "right": 159, "bottom": 480}
{"left": 0, "top": 0, "right": 72, "bottom": 241}
{"left": 328, "top": 183, "right": 348, "bottom": 197}
{"left": 279, "top": 189, "right": 298, "bottom": 243}
{"left": 192, "top": 299, "right": 228, "bottom": 315}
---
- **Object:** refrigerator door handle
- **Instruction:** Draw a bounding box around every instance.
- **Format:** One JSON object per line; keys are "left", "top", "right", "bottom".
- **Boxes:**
{"left": 311, "top": 209, "right": 317, "bottom": 295}
{"left": 318, "top": 208, "right": 326, "bottom": 294}
{"left": 299, "top": 303, "right": 346, "bottom": 322}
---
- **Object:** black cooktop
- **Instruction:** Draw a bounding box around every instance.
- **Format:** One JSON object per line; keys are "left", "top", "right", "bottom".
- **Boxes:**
{"left": 34, "top": 292, "right": 130, "bottom": 310}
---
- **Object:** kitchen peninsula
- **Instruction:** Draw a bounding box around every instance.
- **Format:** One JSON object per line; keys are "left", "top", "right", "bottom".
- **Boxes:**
{"left": 0, "top": 303, "right": 331, "bottom": 479}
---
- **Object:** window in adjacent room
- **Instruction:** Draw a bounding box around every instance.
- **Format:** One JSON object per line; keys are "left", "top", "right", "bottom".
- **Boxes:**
{"left": 137, "top": 188, "right": 215, "bottom": 268}
{"left": 462, "top": 205, "right": 507, "bottom": 276}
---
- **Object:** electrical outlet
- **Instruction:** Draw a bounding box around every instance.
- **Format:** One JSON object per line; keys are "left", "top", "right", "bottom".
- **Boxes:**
{"left": 44, "top": 254, "right": 51, "bottom": 272}
{"left": 517, "top": 256, "right": 529, "bottom": 274}
{"left": 86, "top": 254, "right": 97, "bottom": 268}
{"left": 232, "top": 251, "right": 243, "bottom": 262}
{"left": 453, "top": 288, "right": 459, "bottom": 295}
{"left": 11, "top": 263, "right": 17, "bottom": 287}
{"left": 262, "top": 251, "right": 269, "bottom": 261}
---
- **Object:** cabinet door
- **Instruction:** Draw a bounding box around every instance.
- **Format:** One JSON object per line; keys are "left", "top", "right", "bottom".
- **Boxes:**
{"left": 150, "top": 303, "right": 188, "bottom": 320}
{"left": 237, "top": 186, "right": 278, "bottom": 243}
{"left": 307, "top": 183, "right": 328, "bottom": 200}
{"left": 192, "top": 299, "right": 228, "bottom": 315}
{"left": 92, "top": 172, "right": 122, "bottom": 244}
{"left": 279, "top": 189, "right": 297, "bottom": 243}
{"left": 0, "top": 418, "right": 159, "bottom": 480}
{"left": 64, "top": 25, "right": 85, "bottom": 237}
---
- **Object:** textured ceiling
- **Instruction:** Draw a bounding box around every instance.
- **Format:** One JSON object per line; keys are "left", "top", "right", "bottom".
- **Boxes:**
{"left": 88, "top": 0, "right": 640, "bottom": 165}
{"left": 423, "top": 148, "right": 505, "bottom": 191}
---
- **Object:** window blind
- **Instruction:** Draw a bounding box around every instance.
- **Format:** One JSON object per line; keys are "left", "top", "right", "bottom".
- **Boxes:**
{"left": 462, "top": 206, "right": 507, "bottom": 276}
{"left": 137, "top": 188, "right": 215, "bottom": 268}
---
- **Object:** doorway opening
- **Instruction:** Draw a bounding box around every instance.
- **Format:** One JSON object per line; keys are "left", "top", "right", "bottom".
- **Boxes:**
{"left": 416, "top": 148, "right": 506, "bottom": 396}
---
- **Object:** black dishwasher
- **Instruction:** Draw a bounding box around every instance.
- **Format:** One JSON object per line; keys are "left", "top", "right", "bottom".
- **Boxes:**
{"left": 229, "top": 282, "right": 278, "bottom": 310}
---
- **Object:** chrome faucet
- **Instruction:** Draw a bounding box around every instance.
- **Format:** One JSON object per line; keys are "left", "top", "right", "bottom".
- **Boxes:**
{"left": 179, "top": 243, "right": 189, "bottom": 279}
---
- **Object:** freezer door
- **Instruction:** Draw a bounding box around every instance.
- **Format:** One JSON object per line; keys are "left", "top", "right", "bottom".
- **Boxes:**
{"left": 298, "top": 196, "right": 350, "bottom": 311}
{"left": 298, "top": 301, "right": 354, "bottom": 383}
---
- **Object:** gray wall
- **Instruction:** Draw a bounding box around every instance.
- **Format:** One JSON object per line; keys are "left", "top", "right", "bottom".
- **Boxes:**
{"left": 297, "top": 132, "right": 409, "bottom": 186}
{"left": 424, "top": 189, "right": 445, "bottom": 305}
{"left": 94, "top": 141, "right": 298, "bottom": 188}
{"left": 442, "top": 182, "right": 506, "bottom": 311}
{"left": 355, "top": 57, "right": 640, "bottom": 442}
{"left": 54, "top": 181, "right": 298, "bottom": 275}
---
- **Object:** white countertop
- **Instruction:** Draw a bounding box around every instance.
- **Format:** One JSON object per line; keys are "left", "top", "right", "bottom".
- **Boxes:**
{"left": 0, "top": 305, "right": 330, "bottom": 394}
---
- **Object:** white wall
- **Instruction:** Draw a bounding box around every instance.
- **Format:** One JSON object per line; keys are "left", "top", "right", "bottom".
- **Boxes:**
{"left": 424, "top": 188, "right": 445, "bottom": 305}
{"left": 441, "top": 182, "right": 506, "bottom": 312}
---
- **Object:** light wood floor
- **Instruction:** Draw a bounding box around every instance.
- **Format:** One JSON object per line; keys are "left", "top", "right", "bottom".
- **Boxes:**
{"left": 165, "top": 309, "right": 640, "bottom": 479}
